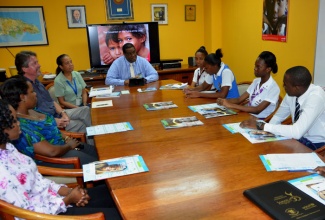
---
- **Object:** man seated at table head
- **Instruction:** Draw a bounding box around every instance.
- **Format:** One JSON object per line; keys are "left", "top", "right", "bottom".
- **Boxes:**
{"left": 240, "top": 66, "right": 325, "bottom": 150}
{"left": 105, "top": 43, "right": 158, "bottom": 86}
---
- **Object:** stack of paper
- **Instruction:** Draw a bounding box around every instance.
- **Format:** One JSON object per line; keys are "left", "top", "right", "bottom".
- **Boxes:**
{"left": 86, "top": 122, "right": 133, "bottom": 136}
{"left": 89, "top": 86, "right": 113, "bottom": 97}
{"left": 259, "top": 153, "right": 325, "bottom": 171}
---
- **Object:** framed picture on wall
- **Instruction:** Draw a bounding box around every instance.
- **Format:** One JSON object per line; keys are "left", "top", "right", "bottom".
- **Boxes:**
{"left": 66, "top": 5, "right": 87, "bottom": 28}
{"left": 185, "top": 5, "right": 196, "bottom": 21}
{"left": 0, "top": 6, "right": 48, "bottom": 47}
{"left": 105, "top": 0, "right": 134, "bottom": 20}
{"left": 151, "top": 4, "right": 168, "bottom": 25}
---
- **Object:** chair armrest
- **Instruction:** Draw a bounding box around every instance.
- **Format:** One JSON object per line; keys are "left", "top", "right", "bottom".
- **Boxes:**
{"left": 35, "top": 154, "right": 81, "bottom": 169}
{"left": 0, "top": 199, "right": 105, "bottom": 220}
{"left": 37, "top": 165, "right": 84, "bottom": 187}
{"left": 61, "top": 130, "right": 87, "bottom": 143}
{"left": 315, "top": 146, "right": 325, "bottom": 157}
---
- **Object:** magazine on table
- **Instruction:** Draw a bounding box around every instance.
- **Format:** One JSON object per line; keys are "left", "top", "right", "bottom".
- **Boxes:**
{"left": 159, "top": 83, "right": 188, "bottom": 90}
{"left": 137, "top": 87, "right": 157, "bottom": 93}
{"left": 83, "top": 155, "right": 149, "bottom": 182}
{"left": 89, "top": 86, "right": 113, "bottom": 97}
{"left": 161, "top": 116, "right": 203, "bottom": 129}
{"left": 289, "top": 173, "right": 325, "bottom": 206}
{"left": 143, "top": 101, "right": 178, "bottom": 111}
{"left": 95, "top": 91, "right": 121, "bottom": 98}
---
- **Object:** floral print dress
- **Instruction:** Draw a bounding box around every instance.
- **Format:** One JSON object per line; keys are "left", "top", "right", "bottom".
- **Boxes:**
{"left": 0, "top": 143, "right": 67, "bottom": 218}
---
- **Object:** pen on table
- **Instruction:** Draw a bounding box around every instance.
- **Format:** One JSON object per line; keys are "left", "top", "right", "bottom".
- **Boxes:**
{"left": 96, "top": 104, "right": 108, "bottom": 107}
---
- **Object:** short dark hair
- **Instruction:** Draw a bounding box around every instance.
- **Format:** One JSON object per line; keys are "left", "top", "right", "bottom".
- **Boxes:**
{"left": 0, "top": 99, "right": 15, "bottom": 145}
{"left": 15, "top": 51, "right": 37, "bottom": 75}
{"left": 205, "top": 48, "right": 223, "bottom": 67}
{"left": 258, "top": 51, "right": 278, "bottom": 74}
{"left": 122, "top": 43, "right": 135, "bottom": 53}
{"left": 0, "top": 76, "right": 29, "bottom": 110}
{"left": 285, "top": 66, "right": 312, "bottom": 88}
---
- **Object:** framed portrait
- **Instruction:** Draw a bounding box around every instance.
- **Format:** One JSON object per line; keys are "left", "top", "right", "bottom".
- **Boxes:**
{"left": 66, "top": 5, "right": 86, "bottom": 28}
{"left": 151, "top": 4, "right": 168, "bottom": 25}
{"left": 0, "top": 6, "right": 48, "bottom": 47}
{"left": 262, "top": 0, "right": 289, "bottom": 42}
{"left": 105, "top": 0, "right": 134, "bottom": 20}
{"left": 185, "top": 5, "right": 196, "bottom": 21}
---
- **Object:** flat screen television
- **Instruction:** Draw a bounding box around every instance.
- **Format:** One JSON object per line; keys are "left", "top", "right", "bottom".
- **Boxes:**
{"left": 86, "top": 22, "right": 160, "bottom": 72}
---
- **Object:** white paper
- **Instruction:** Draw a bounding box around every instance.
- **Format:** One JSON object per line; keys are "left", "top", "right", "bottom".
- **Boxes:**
{"left": 86, "top": 122, "right": 133, "bottom": 136}
{"left": 92, "top": 100, "right": 113, "bottom": 108}
{"left": 89, "top": 87, "right": 112, "bottom": 97}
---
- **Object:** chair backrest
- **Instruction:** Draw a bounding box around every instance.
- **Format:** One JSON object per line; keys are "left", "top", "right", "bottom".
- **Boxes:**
{"left": 45, "top": 82, "right": 59, "bottom": 103}
{"left": 0, "top": 199, "right": 105, "bottom": 220}
{"left": 237, "top": 81, "right": 252, "bottom": 96}
{"left": 264, "top": 95, "right": 283, "bottom": 123}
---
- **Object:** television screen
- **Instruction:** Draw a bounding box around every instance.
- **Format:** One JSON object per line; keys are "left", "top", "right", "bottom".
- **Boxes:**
{"left": 86, "top": 22, "right": 160, "bottom": 72}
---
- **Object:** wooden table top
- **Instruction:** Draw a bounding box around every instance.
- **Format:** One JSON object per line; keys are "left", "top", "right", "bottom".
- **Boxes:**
{"left": 91, "top": 80, "right": 314, "bottom": 220}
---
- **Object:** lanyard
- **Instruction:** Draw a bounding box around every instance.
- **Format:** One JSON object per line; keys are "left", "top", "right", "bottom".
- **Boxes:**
{"left": 66, "top": 78, "right": 78, "bottom": 96}
{"left": 249, "top": 83, "right": 264, "bottom": 105}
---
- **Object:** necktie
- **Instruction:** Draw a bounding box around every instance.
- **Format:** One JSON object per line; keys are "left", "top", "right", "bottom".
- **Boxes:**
{"left": 294, "top": 98, "right": 301, "bottom": 123}
{"left": 130, "top": 63, "right": 135, "bottom": 78}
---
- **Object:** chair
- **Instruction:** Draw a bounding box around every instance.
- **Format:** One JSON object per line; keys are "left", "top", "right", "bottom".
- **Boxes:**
{"left": 264, "top": 95, "right": 283, "bottom": 122}
{"left": 237, "top": 81, "right": 252, "bottom": 96}
{"left": 315, "top": 146, "right": 325, "bottom": 157}
{"left": 35, "top": 130, "right": 86, "bottom": 186}
{"left": 0, "top": 165, "right": 102, "bottom": 219}
{"left": 45, "top": 82, "right": 59, "bottom": 104}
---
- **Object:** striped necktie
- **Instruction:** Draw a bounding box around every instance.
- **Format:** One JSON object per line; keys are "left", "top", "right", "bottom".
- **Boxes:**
{"left": 130, "top": 63, "right": 135, "bottom": 78}
{"left": 294, "top": 98, "right": 301, "bottom": 123}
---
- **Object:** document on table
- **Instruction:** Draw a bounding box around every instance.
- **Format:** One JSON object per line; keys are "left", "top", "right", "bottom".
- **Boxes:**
{"left": 89, "top": 86, "right": 113, "bottom": 97}
{"left": 259, "top": 152, "right": 325, "bottom": 171}
{"left": 83, "top": 155, "right": 149, "bottom": 182}
{"left": 86, "top": 122, "right": 133, "bottom": 136}
{"left": 222, "top": 122, "right": 247, "bottom": 134}
{"left": 92, "top": 100, "right": 113, "bottom": 108}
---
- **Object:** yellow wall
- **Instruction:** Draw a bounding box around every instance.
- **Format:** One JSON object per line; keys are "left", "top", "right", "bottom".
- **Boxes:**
{"left": 221, "top": 0, "right": 319, "bottom": 97}
{"left": 0, "top": 0, "right": 320, "bottom": 97}
{"left": 0, "top": 0, "right": 206, "bottom": 76}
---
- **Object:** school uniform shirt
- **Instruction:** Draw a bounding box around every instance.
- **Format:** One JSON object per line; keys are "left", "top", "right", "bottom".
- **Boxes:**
{"left": 247, "top": 76, "right": 280, "bottom": 119}
{"left": 264, "top": 84, "right": 325, "bottom": 143}
{"left": 213, "top": 62, "right": 239, "bottom": 98}
{"left": 192, "top": 68, "right": 214, "bottom": 89}
{"left": 105, "top": 56, "right": 158, "bottom": 86}
{"left": 54, "top": 71, "right": 86, "bottom": 106}
{"left": 0, "top": 143, "right": 67, "bottom": 215}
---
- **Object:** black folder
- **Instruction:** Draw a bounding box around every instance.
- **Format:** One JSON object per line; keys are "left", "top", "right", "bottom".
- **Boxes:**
{"left": 243, "top": 180, "right": 325, "bottom": 220}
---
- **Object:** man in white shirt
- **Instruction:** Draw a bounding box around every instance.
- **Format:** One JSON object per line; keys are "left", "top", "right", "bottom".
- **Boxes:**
{"left": 240, "top": 66, "right": 325, "bottom": 150}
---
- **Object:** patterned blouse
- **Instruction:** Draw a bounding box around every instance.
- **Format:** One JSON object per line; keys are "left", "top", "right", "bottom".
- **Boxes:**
{"left": 12, "top": 109, "right": 64, "bottom": 160}
{"left": 0, "top": 143, "right": 67, "bottom": 217}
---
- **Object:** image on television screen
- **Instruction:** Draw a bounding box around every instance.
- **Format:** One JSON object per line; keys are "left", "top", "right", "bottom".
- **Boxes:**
{"left": 86, "top": 22, "right": 160, "bottom": 71}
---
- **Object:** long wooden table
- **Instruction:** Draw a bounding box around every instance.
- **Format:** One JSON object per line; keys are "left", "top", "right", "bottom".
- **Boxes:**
{"left": 91, "top": 80, "right": 315, "bottom": 219}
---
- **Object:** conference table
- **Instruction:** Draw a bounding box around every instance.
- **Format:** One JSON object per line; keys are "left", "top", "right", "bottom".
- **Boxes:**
{"left": 91, "top": 79, "right": 316, "bottom": 219}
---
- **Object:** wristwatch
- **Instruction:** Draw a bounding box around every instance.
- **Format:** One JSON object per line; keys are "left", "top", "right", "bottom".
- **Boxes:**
{"left": 256, "top": 121, "right": 265, "bottom": 130}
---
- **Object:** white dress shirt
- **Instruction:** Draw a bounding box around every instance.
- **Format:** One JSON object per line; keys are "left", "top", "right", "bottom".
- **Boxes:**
{"left": 264, "top": 84, "right": 325, "bottom": 143}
